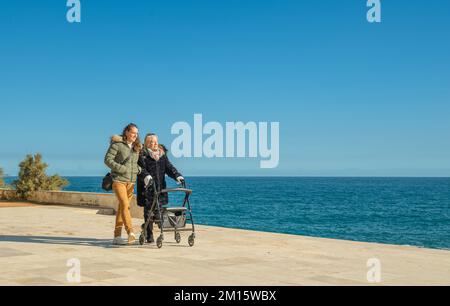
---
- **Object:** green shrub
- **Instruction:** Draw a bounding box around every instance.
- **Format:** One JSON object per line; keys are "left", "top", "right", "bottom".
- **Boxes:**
{"left": 13, "top": 154, "right": 69, "bottom": 199}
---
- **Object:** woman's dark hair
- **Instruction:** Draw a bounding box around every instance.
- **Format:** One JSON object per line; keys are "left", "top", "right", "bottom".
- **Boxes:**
{"left": 122, "top": 123, "right": 142, "bottom": 153}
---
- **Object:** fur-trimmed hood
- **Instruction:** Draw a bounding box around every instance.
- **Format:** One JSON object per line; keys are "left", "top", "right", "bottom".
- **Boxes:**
{"left": 110, "top": 134, "right": 124, "bottom": 144}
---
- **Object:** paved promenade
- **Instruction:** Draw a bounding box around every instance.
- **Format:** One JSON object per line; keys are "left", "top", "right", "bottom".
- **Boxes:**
{"left": 0, "top": 202, "right": 449, "bottom": 285}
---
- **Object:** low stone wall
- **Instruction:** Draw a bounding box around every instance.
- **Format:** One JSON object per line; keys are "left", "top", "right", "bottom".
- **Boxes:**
{"left": 0, "top": 190, "right": 144, "bottom": 218}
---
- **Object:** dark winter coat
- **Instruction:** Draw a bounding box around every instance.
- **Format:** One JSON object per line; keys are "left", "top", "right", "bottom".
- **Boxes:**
{"left": 137, "top": 145, "right": 182, "bottom": 207}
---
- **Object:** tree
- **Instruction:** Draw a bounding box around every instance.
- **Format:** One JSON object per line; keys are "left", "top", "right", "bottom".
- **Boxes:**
{"left": 13, "top": 154, "right": 69, "bottom": 199}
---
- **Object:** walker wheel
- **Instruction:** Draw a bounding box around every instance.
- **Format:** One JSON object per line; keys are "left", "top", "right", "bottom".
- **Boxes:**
{"left": 157, "top": 236, "right": 163, "bottom": 248}
{"left": 139, "top": 234, "right": 145, "bottom": 245}
{"left": 188, "top": 234, "right": 195, "bottom": 247}
{"left": 175, "top": 232, "right": 181, "bottom": 243}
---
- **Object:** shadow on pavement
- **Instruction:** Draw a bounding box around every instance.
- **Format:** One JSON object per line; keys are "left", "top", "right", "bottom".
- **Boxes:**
{"left": 0, "top": 235, "right": 115, "bottom": 248}
{"left": 0, "top": 235, "right": 191, "bottom": 249}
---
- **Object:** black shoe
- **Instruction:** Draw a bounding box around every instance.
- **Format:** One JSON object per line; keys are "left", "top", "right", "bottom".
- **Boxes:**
{"left": 147, "top": 233, "right": 154, "bottom": 243}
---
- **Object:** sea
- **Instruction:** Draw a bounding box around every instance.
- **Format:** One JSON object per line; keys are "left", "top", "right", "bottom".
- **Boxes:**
{"left": 4, "top": 176, "right": 450, "bottom": 250}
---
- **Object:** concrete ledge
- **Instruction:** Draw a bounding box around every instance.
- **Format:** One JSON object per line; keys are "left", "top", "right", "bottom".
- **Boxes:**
{"left": 0, "top": 190, "right": 144, "bottom": 218}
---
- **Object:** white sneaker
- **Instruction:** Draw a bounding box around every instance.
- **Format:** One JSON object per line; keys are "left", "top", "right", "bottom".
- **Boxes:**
{"left": 128, "top": 233, "right": 136, "bottom": 245}
{"left": 113, "top": 237, "right": 126, "bottom": 245}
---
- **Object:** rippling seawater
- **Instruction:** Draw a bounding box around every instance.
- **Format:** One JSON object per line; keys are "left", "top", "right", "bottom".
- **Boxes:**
{"left": 4, "top": 176, "right": 450, "bottom": 249}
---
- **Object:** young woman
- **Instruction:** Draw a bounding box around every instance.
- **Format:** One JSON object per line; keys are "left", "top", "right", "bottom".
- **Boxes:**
{"left": 104, "top": 123, "right": 142, "bottom": 245}
{"left": 137, "top": 133, "right": 184, "bottom": 243}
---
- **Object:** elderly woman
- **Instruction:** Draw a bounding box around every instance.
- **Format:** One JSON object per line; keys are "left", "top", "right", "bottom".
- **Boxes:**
{"left": 137, "top": 133, "right": 184, "bottom": 243}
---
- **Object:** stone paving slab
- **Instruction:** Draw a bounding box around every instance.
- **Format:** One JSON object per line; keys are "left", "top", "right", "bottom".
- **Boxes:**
{"left": 0, "top": 202, "right": 449, "bottom": 286}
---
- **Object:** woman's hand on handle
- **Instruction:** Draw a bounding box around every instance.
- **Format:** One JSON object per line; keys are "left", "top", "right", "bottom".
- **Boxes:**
{"left": 144, "top": 175, "right": 153, "bottom": 188}
{"left": 176, "top": 176, "right": 185, "bottom": 185}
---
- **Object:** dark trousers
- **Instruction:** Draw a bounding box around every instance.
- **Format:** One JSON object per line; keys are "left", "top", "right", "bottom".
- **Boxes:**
{"left": 143, "top": 206, "right": 154, "bottom": 240}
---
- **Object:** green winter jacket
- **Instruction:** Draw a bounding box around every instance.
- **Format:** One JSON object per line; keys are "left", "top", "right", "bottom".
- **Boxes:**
{"left": 104, "top": 135, "right": 142, "bottom": 183}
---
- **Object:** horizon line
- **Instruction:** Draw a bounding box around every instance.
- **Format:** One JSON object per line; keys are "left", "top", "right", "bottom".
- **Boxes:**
{"left": 4, "top": 175, "right": 450, "bottom": 178}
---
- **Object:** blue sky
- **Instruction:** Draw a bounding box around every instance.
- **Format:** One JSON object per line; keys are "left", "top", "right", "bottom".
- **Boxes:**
{"left": 1, "top": 0, "right": 449, "bottom": 176}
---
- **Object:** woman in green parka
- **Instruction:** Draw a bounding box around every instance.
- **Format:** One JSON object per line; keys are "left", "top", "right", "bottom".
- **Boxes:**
{"left": 104, "top": 123, "right": 142, "bottom": 245}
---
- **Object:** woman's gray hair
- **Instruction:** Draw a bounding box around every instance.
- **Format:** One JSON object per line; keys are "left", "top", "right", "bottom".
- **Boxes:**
{"left": 144, "top": 133, "right": 157, "bottom": 143}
